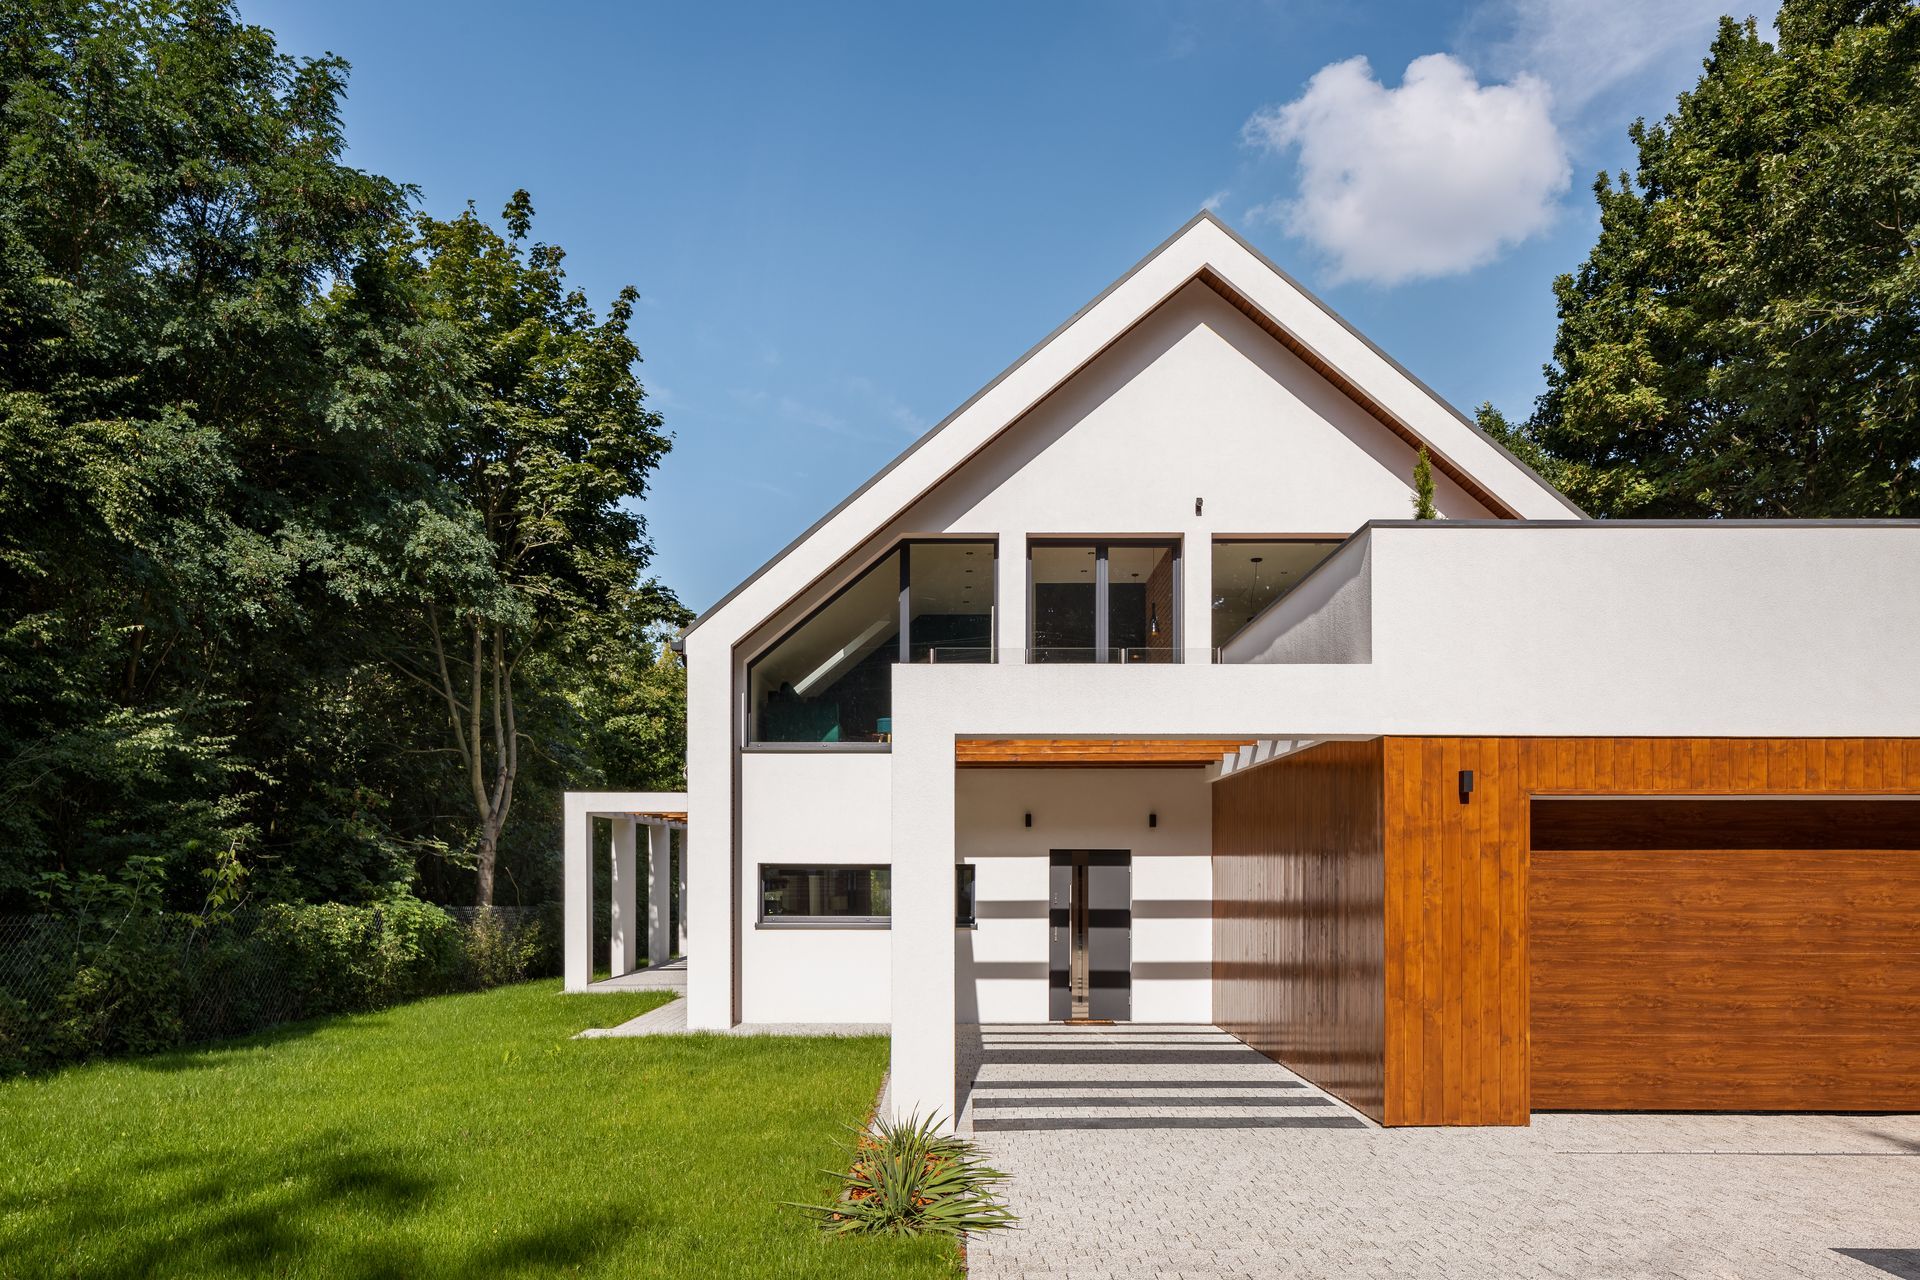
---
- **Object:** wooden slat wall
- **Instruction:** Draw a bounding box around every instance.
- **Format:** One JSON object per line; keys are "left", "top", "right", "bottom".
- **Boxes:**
{"left": 1212, "top": 739, "right": 1388, "bottom": 1121}
{"left": 1380, "top": 737, "right": 1920, "bottom": 1126}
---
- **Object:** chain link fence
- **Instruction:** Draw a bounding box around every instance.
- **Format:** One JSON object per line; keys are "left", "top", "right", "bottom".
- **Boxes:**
{"left": 0, "top": 901, "right": 559, "bottom": 1076}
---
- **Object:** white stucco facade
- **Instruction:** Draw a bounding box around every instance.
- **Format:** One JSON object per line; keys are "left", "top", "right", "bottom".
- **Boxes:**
{"left": 563, "top": 212, "right": 1920, "bottom": 1130}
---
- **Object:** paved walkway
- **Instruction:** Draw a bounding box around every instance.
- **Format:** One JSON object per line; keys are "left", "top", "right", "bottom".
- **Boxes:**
{"left": 959, "top": 1023, "right": 1920, "bottom": 1280}
{"left": 583, "top": 957, "right": 687, "bottom": 994}
{"left": 574, "top": 996, "right": 886, "bottom": 1039}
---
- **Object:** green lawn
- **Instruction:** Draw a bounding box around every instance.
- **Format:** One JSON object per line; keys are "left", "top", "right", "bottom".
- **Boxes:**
{"left": 0, "top": 984, "right": 956, "bottom": 1279}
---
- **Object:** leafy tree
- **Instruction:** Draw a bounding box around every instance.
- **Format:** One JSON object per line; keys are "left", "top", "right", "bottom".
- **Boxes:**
{"left": 0, "top": 3, "right": 686, "bottom": 915}
{"left": 0, "top": 0, "right": 459, "bottom": 907}
{"left": 377, "top": 194, "right": 678, "bottom": 907}
{"left": 1526, "top": 1, "right": 1920, "bottom": 517}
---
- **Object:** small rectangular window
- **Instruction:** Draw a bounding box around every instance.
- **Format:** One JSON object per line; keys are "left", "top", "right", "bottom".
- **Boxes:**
{"left": 955, "top": 864, "right": 977, "bottom": 928}
{"left": 758, "top": 865, "right": 891, "bottom": 926}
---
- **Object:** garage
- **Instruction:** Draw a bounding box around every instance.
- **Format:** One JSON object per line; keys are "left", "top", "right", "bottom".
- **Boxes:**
{"left": 1529, "top": 797, "right": 1920, "bottom": 1112}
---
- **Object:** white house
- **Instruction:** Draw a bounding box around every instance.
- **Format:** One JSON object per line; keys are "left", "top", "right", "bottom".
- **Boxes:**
{"left": 565, "top": 212, "right": 1920, "bottom": 1129}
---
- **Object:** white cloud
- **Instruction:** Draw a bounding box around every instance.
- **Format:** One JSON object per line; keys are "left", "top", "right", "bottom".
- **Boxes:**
{"left": 1464, "top": 0, "right": 1735, "bottom": 119}
{"left": 1242, "top": 53, "right": 1569, "bottom": 286}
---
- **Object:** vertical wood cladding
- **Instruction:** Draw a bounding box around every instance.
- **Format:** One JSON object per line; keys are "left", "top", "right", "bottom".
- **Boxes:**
{"left": 1215, "top": 737, "right": 1920, "bottom": 1126}
{"left": 1382, "top": 737, "right": 1920, "bottom": 1125}
{"left": 1211, "top": 739, "right": 1387, "bottom": 1121}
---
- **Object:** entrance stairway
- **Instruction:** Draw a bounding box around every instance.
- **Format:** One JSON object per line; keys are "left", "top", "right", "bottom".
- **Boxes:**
{"left": 958, "top": 1023, "right": 1369, "bottom": 1131}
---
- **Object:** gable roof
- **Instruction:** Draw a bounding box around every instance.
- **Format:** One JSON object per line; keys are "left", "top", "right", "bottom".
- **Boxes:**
{"left": 681, "top": 210, "right": 1583, "bottom": 643}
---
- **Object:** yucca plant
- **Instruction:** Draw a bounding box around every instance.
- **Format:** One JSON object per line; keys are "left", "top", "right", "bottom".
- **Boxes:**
{"left": 791, "top": 1111, "right": 1017, "bottom": 1238}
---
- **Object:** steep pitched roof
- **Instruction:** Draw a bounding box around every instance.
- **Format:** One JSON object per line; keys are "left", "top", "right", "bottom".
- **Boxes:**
{"left": 682, "top": 210, "right": 1582, "bottom": 643}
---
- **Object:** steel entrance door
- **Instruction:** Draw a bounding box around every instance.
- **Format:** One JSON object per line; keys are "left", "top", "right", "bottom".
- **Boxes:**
{"left": 1048, "top": 850, "right": 1131, "bottom": 1021}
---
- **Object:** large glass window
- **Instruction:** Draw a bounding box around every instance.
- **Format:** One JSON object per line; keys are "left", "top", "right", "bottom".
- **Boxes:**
{"left": 1029, "top": 541, "right": 1179, "bottom": 663}
{"left": 747, "top": 541, "right": 995, "bottom": 743}
{"left": 758, "top": 865, "right": 891, "bottom": 925}
{"left": 1210, "top": 539, "right": 1343, "bottom": 650}
{"left": 907, "top": 542, "right": 994, "bottom": 664}
{"left": 1107, "top": 543, "right": 1176, "bottom": 663}
{"left": 1029, "top": 544, "right": 1097, "bottom": 662}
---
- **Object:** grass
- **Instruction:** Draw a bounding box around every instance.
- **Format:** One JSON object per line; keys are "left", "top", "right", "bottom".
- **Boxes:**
{"left": 0, "top": 983, "right": 957, "bottom": 1279}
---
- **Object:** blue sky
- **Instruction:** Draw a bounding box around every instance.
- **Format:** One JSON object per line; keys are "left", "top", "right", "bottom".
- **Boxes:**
{"left": 245, "top": 0, "right": 1755, "bottom": 612}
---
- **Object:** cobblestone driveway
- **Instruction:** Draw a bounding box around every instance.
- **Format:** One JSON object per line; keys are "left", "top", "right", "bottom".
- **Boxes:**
{"left": 958, "top": 1023, "right": 1920, "bottom": 1280}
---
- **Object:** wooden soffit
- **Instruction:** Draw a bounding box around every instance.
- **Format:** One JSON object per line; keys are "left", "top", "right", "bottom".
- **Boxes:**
{"left": 956, "top": 738, "right": 1256, "bottom": 769}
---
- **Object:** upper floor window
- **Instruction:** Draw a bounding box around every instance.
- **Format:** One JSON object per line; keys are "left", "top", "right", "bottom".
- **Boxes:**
{"left": 1029, "top": 540, "right": 1178, "bottom": 663}
{"left": 747, "top": 540, "right": 995, "bottom": 744}
{"left": 1210, "top": 539, "right": 1343, "bottom": 650}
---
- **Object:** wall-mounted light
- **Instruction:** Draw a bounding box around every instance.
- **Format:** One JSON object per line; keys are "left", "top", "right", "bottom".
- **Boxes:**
{"left": 1195, "top": 497, "right": 1204, "bottom": 516}
{"left": 1458, "top": 770, "right": 1474, "bottom": 804}
{"left": 1148, "top": 812, "right": 1158, "bottom": 829}
{"left": 1024, "top": 812, "right": 1032, "bottom": 828}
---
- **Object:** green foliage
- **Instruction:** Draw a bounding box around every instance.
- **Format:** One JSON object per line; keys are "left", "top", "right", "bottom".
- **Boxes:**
{"left": 370, "top": 193, "right": 684, "bottom": 905}
{"left": 1528, "top": 1, "right": 1920, "bottom": 517}
{"left": 258, "top": 899, "right": 464, "bottom": 1016}
{"left": 1411, "top": 446, "right": 1437, "bottom": 520}
{"left": 0, "top": 1, "right": 687, "bottom": 914}
{"left": 795, "top": 1112, "right": 1017, "bottom": 1239}
{"left": 0, "top": 899, "right": 554, "bottom": 1074}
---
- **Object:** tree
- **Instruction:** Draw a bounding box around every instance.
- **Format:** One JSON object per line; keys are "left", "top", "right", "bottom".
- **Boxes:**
{"left": 381, "top": 194, "right": 677, "bottom": 907}
{"left": 0, "top": 3, "right": 687, "bottom": 916}
{"left": 0, "top": 0, "right": 460, "bottom": 908}
{"left": 1527, "top": 1, "right": 1920, "bottom": 517}
{"left": 1411, "top": 446, "right": 1437, "bottom": 519}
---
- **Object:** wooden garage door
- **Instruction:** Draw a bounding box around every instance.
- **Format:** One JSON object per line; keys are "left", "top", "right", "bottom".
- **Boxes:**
{"left": 1529, "top": 798, "right": 1920, "bottom": 1111}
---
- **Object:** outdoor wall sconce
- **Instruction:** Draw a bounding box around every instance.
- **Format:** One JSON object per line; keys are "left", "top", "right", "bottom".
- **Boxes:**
{"left": 1195, "top": 497, "right": 1204, "bottom": 516}
{"left": 1148, "top": 812, "right": 1158, "bottom": 828}
{"left": 1024, "top": 812, "right": 1032, "bottom": 828}
{"left": 1458, "top": 770, "right": 1474, "bottom": 804}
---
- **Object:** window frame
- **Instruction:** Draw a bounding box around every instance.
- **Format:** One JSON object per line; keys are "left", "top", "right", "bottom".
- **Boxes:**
{"left": 1026, "top": 538, "right": 1182, "bottom": 663}
{"left": 755, "top": 863, "right": 893, "bottom": 929}
{"left": 742, "top": 537, "right": 999, "bottom": 746}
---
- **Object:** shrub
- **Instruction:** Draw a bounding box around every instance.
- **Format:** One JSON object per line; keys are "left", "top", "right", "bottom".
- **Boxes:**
{"left": 459, "top": 910, "right": 545, "bottom": 988}
{"left": 259, "top": 898, "right": 465, "bottom": 1015}
{"left": 793, "top": 1111, "right": 1016, "bottom": 1238}
{"left": 0, "top": 896, "right": 559, "bottom": 1075}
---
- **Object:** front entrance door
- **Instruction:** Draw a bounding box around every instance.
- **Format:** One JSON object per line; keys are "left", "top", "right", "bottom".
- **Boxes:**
{"left": 1048, "top": 850, "right": 1130, "bottom": 1021}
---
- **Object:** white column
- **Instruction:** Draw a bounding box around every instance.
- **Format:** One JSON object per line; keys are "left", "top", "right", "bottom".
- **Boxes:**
{"left": 997, "top": 530, "right": 1026, "bottom": 665}
{"left": 609, "top": 818, "right": 639, "bottom": 977}
{"left": 1183, "top": 526, "right": 1212, "bottom": 661}
{"left": 563, "top": 796, "right": 593, "bottom": 992}
{"left": 685, "top": 633, "right": 734, "bottom": 1028}
{"left": 646, "top": 821, "right": 672, "bottom": 967}
{"left": 889, "top": 683, "right": 958, "bottom": 1129}
{"left": 675, "top": 827, "right": 689, "bottom": 956}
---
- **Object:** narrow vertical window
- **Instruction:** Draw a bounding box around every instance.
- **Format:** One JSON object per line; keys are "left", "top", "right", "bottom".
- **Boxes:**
{"left": 955, "top": 864, "right": 977, "bottom": 928}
